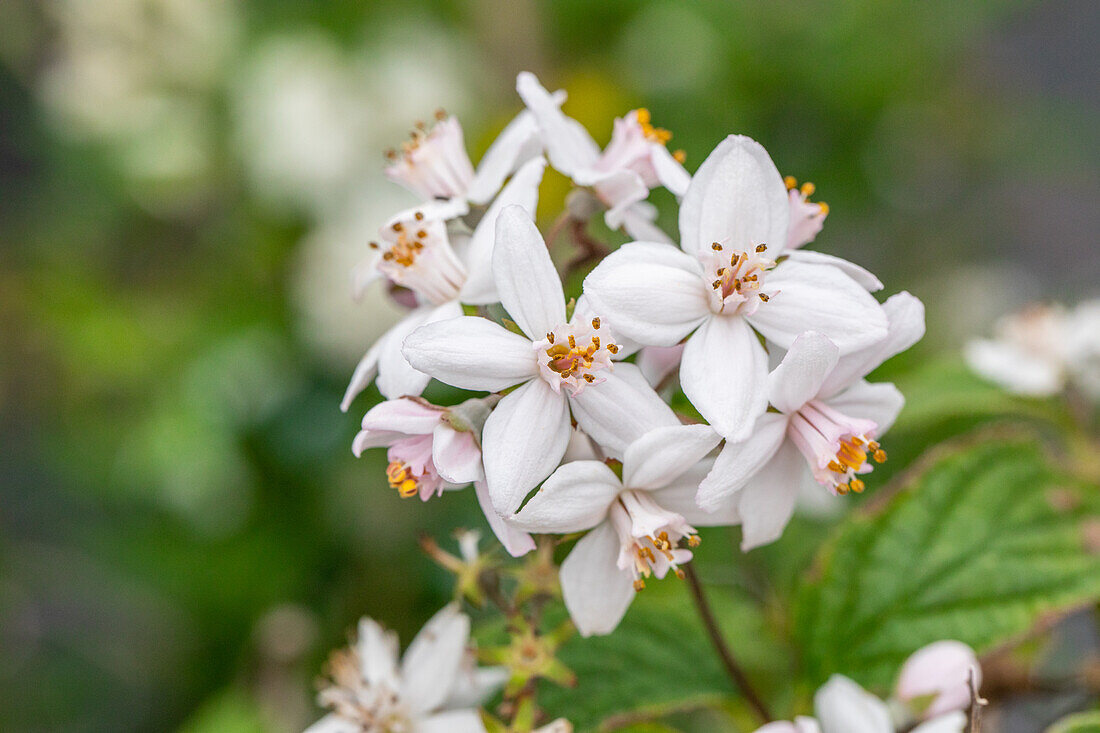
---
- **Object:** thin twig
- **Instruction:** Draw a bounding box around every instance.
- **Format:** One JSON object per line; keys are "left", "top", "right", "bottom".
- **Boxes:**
{"left": 966, "top": 666, "right": 987, "bottom": 733}
{"left": 682, "top": 564, "right": 772, "bottom": 723}
{"left": 543, "top": 211, "right": 572, "bottom": 249}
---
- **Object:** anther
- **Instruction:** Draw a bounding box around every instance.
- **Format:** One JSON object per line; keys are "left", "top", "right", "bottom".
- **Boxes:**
{"left": 567, "top": 334, "right": 576, "bottom": 348}
{"left": 392, "top": 222, "right": 403, "bottom": 232}
{"left": 591, "top": 336, "right": 600, "bottom": 348}
{"left": 546, "top": 332, "right": 554, "bottom": 344}
{"left": 759, "top": 293, "right": 770, "bottom": 302}
{"left": 633, "top": 579, "right": 646, "bottom": 592}
{"left": 414, "top": 211, "right": 424, "bottom": 221}
{"left": 688, "top": 535, "right": 701, "bottom": 547}
{"left": 368, "top": 241, "right": 379, "bottom": 249}
{"left": 818, "top": 202, "right": 830, "bottom": 215}
{"left": 434, "top": 108, "right": 446, "bottom": 120}
{"left": 607, "top": 344, "right": 619, "bottom": 354}
{"left": 755, "top": 243, "right": 768, "bottom": 253}
{"left": 849, "top": 478, "right": 865, "bottom": 493}
{"left": 591, "top": 317, "right": 600, "bottom": 329}
{"left": 784, "top": 175, "right": 798, "bottom": 190}
{"left": 673, "top": 150, "right": 686, "bottom": 163}
{"left": 583, "top": 374, "right": 595, "bottom": 383}
{"left": 873, "top": 449, "right": 887, "bottom": 463}
{"left": 711, "top": 242, "right": 723, "bottom": 251}
{"left": 416, "top": 229, "right": 427, "bottom": 239}
{"left": 800, "top": 181, "right": 815, "bottom": 197}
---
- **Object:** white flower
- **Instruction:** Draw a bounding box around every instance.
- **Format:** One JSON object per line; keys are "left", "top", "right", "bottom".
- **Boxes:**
{"left": 308, "top": 604, "right": 503, "bottom": 733}
{"left": 813, "top": 675, "right": 966, "bottom": 733}
{"left": 965, "top": 299, "right": 1100, "bottom": 400}
{"left": 341, "top": 156, "right": 547, "bottom": 408}
{"left": 964, "top": 303, "right": 1070, "bottom": 397}
{"left": 509, "top": 424, "right": 728, "bottom": 636}
{"left": 783, "top": 175, "right": 829, "bottom": 250}
{"left": 403, "top": 206, "right": 680, "bottom": 515}
{"left": 697, "top": 293, "right": 924, "bottom": 549}
{"left": 516, "top": 72, "right": 690, "bottom": 242}
{"left": 583, "top": 135, "right": 889, "bottom": 440}
{"left": 895, "top": 641, "right": 981, "bottom": 720}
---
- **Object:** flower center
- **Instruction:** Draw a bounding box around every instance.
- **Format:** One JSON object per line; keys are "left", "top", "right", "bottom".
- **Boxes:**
{"left": 370, "top": 211, "right": 466, "bottom": 305}
{"left": 706, "top": 242, "right": 776, "bottom": 315}
{"left": 787, "top": 400, "right": 887, "bottom": 495}
{"left": 386, "top": 461, "right": 421, "bottom": 499}
{"left": 784, "top": 175, "right": 829, "bottom": 217}
{"left": 535, "top": 317, "right": 619, "bottom": 396}
{"left": 384, "top": 111, "right": 475, "bottom": 201}
{"left": 385, "top": 434, "right": 444, "bottom": 501}
{"left": 608, "top": 490, "right": 699, "bottom": 592}
{"left": 319, "top": 649, "right": 411, "bottom": 733}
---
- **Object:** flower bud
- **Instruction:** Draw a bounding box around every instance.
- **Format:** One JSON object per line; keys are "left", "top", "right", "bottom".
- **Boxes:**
{"left": 895, "top": 640, "right": 980, "bottom": 719}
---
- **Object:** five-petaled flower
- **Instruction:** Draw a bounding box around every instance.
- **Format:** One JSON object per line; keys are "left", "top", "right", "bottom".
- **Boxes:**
{"left": 583, "top": 135, "right": 889, "bottom": 440}
{"left": 508, "top": 424, "right": 733, "bottom": 636}
{"left": 697, "top": 293, "right": 924, "bottom": 549}
{"left": 402, "top": 205, "right": 678, "bottom": 516}
{"left": 308, "top": 604, "right": 505, "bottom": 733}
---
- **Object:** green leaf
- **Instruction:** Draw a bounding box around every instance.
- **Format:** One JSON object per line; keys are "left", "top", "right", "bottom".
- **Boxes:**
{"left": 177, "top": 689, "right": 269, "bottom": 733}
{"left": 536, "top": 580, "right": 784, "bottom": 732}
{"left": 1047, "top": 710, "right": 1100, "bottom": 733}
{"left": 795, "top": 433, "right": 1100, "bottom": 691}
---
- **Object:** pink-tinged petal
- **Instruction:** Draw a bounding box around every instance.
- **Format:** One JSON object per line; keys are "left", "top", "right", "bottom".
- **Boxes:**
{"left": 341, "top": 336, "right": 385, "bottom": 412}
{"left": 493, "top": 205, "right": 566, "bottom": 338}
{"left": 737, "top": 441, "right": 808, "bottom": 550}
{"left": 418, "top": 709, "right": 487, "bottom": 733}
{"left": 622, "top": 424, "right": 721, "bottom": 490}
{"left": 459, "top": 157, "right": 548, "bottom": 305}
{"left": 650, "top": 143, "right": 691, "bottom": 197}
{"left": 786, "top": 249, "right": 883, "bottom": 292}
{"left": 516, "top": 72, "right": 600, "bottom": 176}
{"left": 910, "top": 712, "right": 967, "bottom": 733}
{"left": 653, "top": 459, "right": 739, "bottom": 527}
{"left": 377, "top": 302, "right": 463, "bottom": 399}
{"left": 432, "top": 426, "right": 482, "bottom": 484}
{"left": 400, "top": 604, "right": 470, "bottom": 713}
{"left": 825, "top": 380, "right": 904, "bottom": 434}
{"left": 361, "top": 397, "right": 442, "bottom": 435}
{"left": 636, "top": 344, "right": 685, "bottom": 387}
{"left": 964, "top": 338, "right": 1062, "bottom": 396}
{"left": 560, "top": 521, "right": 636, "bottom": 637}
{"left": 680, "top": 316, "right": 769, "bottom": 440}
{"left": 569, "top": 363, "right": 679, "bottom": 457}
{"left": 305, "top": 714, "right": 359, "bottom": 733}
{"left": 356, "top": 617, "right": 400, "bottom": 687}
{"left": 475, "top": 480, "right": 535, "bottom": 557}
{"left": 814, "top": 675, "right": 893, "bottom": 733}
{"left": 696, "top": 412, "right": 789, "bottom": 511}
{"left": 678, "top": 135, "right": 789, "bottom": 259}
{"left": 592, "top": 169, "right": 649, "bottom": 229}
{"left": 747, "top": 260, "right": 888, "bottom": 354}
{"left": 510, "top": 461, "right": 622, "bottom": 533}
{"left": 582, "top": 243, "right": 709, "bottom": 347}
{"left": 466, "top": 105, "right": 551, "bottom": 205}
{"left": 896, "top": 640, "right": 980, "bottom": 719}
{"left": 402, "top": 316, "right": 537, "bottom": 392}
{"left": 819, "top": 291, "right": 925, "bottom": 397}
{"left": 482, "top": 379, "right": 572, "bottom": 514}
{"left": 620, "top": 204, "right": 674, "bottom": 244}
{"left": 768, "top": 331, "right": 840, "bottom": 414}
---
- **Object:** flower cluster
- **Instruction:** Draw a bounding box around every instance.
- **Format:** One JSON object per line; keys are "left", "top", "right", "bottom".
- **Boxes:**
{"left": 966, "top": 299, "right": 1100, "bottom": 401}
{"left": 342, "top": 72, "right": 924, "bottom": 638}
{"left": 757, "top": 641, "right": 981, "bottom": 733}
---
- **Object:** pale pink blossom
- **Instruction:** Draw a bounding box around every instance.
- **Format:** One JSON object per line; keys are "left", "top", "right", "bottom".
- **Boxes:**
{"left": 895, "top": 641, "right": 980, "bottom": 720}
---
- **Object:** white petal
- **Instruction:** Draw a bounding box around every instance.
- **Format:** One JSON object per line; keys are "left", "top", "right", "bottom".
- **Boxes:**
{"left": 738, "top": 441, "right": 807, "bottom": 550}
{"left": 680, "top": 316, "right": 769, "bottom": 440}
{"left": 768, "top": 331, "right": 840, "bottom": 413}
{"left": 402, "top": 316, "right": 537, "bottom": 392}
{"left": 755, "top": 722, "right": 822, "bottom": 733}
{"left": 910, "top": 712, "right": 967, "bottom": 733}
{"left": 493, "top": 205, "right": 566, "bottom": 338}
{"left": 305, "top": 714, "right": 359, "bottom": 733}
{"left": 467, "top": 108, "right": 546, "bottom": 205}
{"left": 510, "top": 461, "right": 622, "bottom": 533}
{"left": 650, "top": 143, "right": 691, "bottom": 197}
{"left": 824, "top": 380, "right": 905, "bottom": 434}
{"left": 653, "top": 459, "right": 739, "bottom": 527}
{"left": 357, "top": 618, "right": 400, "bottom": 687}
{"left": 559, "top": 521, "right": 636, "bottom": 637}
{"left": 964, "top": 338, "right": 1063, "bottom": 396}
{"left": 341, "top": 336, "right": 385, "bottom": 412}
{"left": 696, "top": 412, "right": 789, "bottom": 511}
{"left": 636, "top": 343, "right": 685, "bottom": 388}
{"left": 444, "top": 663, "right": 509, "bottom": 709}
{"left": 787, "top": 249, "right": 883, "bottom": 292}
{"left": 378, "top": 302, "right": 463, "bottom": 399}
{"left": 814, "top": 675, "right": 893, "bottom": 733}
{"left": 747, "top": 260, "right": 888, "bottom": 354}
{"left": 620, "top": 204, "right": 674, "bottom": 244}
{"left": 678, "top": 135, "right": 789, "bottom": 259}
{"left": 569, "top": 363, "right": 679, "bottom": 457}
{"left": 432, "top": 425, "right": 483, "bottom": 484}
{"left": 594, "top": 170, "right": 649, "bottom": 229}
{"left": 622, "top": 424, "right": 721, "bottom": 490}
{"left": 482, "top": 379, "right": 572, "bottom": 514}
{"left": 818, "top": 291, "right": 925, "bottom": 397}
{"left": 459, "top": 156, "right": 548, "bottom": 304}
{"left": 400, "top": 604, "right": 470, "bottom": 713}
{"left": 516, "top": 71, "right": 600, "bottom": 176}
{"left": 361, "top": 397, "right": 442, "bottom": 435}
{"left": 581, "top": 242, "right": 709, "bottom": 347}
{"left": 418, "top": 709, "right": 487, "bottom": 733}
{"left": 475, "top": 480, "right": 535, "bottom": 557}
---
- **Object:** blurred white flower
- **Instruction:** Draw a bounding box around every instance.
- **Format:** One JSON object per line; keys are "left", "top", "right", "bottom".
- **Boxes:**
{"left": 895, "top": 641, "right": 980, "bottom": 720}
{"left": 308, "top": 604, "right": 502, "bottom": 733}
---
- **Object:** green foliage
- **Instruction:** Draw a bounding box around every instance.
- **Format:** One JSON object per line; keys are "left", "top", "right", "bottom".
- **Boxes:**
{"left": 177, "top": 690, "right": 269, "bottom": 733}
{"left": 1047, "top": 710, "right": 1100, "bottom": 733}
{"left": 795, "top": 434, "right": 1100, "bottom": 690}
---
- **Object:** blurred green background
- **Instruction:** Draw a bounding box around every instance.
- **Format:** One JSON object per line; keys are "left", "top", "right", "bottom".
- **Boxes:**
{"left": 0, "top": 1, "right": 1097, "bottom": 731}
